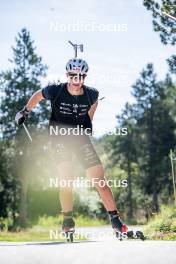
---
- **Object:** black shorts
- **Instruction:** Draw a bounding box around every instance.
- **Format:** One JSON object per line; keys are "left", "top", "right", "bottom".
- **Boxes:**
{"left": 51, "top": 134, "right": 101, "bottom": 169}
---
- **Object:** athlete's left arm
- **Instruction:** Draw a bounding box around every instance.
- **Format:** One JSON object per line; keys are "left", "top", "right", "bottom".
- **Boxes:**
{"left": 88, "top": 101, "right": 98, "bottom": 121}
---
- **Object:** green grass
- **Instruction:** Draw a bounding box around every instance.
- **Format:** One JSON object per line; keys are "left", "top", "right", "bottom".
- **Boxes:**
{"left": 0, "top": 229, "right": 53, "bottom": 242}
{"left": 143, "top": 205, "right": 176, "bottom": 240}
{"left": 0, "top": 215, "right": 106, "bottom": 242}
{"left": 36, "top": 214, "right": 107, "bottom": 228}
{"left": 0, "top": 226, "right": 88, "bottom": 242}
{"left": 0, "top": 229, "right": 87, "bottom": 242}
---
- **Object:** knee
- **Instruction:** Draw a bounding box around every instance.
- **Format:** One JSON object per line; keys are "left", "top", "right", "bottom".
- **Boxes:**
{"left": 87, "top": 164, "right": 104, "bottom": 178}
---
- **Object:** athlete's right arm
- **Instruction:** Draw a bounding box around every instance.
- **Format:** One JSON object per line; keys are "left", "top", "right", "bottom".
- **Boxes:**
{"left": 26, "top": 90, "right": 44, "bottom": 111}
{"left": 15, "top": 90, "right": 45, "bottom": 125}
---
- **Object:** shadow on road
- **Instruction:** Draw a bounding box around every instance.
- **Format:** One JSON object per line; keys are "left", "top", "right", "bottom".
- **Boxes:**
{"left": 0, "top": 240, "right": 98, "bottom": 247}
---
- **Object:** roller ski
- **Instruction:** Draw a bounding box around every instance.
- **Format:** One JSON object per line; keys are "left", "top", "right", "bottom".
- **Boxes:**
{"left": 109, "top": 210, "right": 145, "bottom": 241}
{"left": 116, "top": 226, "right": 145, "bottom": 241}
{"left": 62, "top": 212, "right": 75, "bottom": 243}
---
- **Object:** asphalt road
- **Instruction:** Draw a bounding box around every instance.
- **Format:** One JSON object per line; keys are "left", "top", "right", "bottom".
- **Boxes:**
{"left": 0, "top": 226, "right": 176, "bottom": 264}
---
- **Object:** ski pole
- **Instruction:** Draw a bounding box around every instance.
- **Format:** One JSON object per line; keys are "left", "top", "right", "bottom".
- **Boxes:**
{"left": 98, "top": 97, "right": 105, "bottom": 101}
{"left": 163, "top": 12, "right": 176, "bottom": 21}
{"left": 68, "top": 41, "right": 83, "bottom": 58}
{"left": 23, "top": 123, "right": 32, "bottom": 142}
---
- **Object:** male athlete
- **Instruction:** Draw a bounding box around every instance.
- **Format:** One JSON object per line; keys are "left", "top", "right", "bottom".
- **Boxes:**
{"left": 15, "top": 58, "right": 144, "bottom": 240}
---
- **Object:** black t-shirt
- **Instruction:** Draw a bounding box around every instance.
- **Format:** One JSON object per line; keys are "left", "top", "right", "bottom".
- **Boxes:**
{"left": 42, "top": 82, "right": 99, "bottom": 128}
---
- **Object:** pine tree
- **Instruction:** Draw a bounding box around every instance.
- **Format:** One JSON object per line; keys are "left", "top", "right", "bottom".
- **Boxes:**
{"left": 0, "top": 28, "right": 48, "bottom": 138}
{"left": 143, "top": 0, "right": 176, "bottom": 45}
{"left": 0, "top": 140, "right": 20, "bottom": 224}
{"left": 167, "top": 55, "right": 176, "bottom": 73}
{"left": 143, "top": 0, "right": 176, "bottom": 73}
{"left": 0, "top": 28, "right": 48, "bottom": 227}
{"left": 116, "top": 103, "right": 137, "bottom": 219}
{"left": 132, "top": 64, "right": 175, "bottom": 211}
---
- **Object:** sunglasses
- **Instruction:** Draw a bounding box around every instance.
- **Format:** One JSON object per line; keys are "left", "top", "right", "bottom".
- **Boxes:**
{"left": 68, "top": 73, "right": 86, "bottom": 80}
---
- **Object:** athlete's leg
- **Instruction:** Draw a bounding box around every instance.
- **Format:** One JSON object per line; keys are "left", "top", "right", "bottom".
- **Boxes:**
{"left": 86, "top": 164, "right": 117, "bottom": 211}
{"left": 76, "top": 136, "right": 126, "bottom": 233}
{"left": 57, "top": 161, "right": 75, "bottom": 239}
{"left": 55, "top": 138, "right": 76, "bottom": 235}
{"left": 86, "top": 164, "right": 128, "bottom": 233}
{"left": 57, "top": 161, "right": 74, "bottom": 213}
{"left": 87, "top": 166, "right": 145, "bottom": 239}
{"left": 75, "top": 135, "right": 117, "bottom": 211}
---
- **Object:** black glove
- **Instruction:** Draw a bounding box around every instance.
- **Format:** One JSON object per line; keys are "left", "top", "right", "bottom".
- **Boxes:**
{"left": 15, "top": 106, "right": 30, "bottom": 125}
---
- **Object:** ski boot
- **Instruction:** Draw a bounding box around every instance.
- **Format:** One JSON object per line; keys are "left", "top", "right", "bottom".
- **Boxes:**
{"left": 62, "top": 213, "right": 75, "bottom": 243}
{"left": 109, "top": 210, "right": 145, "bottom": 241}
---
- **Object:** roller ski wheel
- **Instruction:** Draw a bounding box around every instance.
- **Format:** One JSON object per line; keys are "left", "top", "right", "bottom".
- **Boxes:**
{"left": 114, "top": 225, "right": 146, "bottom": 241}
{"left": 62, "top": 218, "right": 75, "bottom": 243}
{"left": 64, "top": 228, "right": 75, "bottom": 243}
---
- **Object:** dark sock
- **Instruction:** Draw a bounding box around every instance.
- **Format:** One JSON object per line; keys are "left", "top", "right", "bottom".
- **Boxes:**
{"left": 108, "top": 210, "right": 124, "bottom": 231}
{"left": 63, "top": 211, "right": 73, "bottom": 219}
{"left": 62, "top": 211, "right": 75, "bottom": 229}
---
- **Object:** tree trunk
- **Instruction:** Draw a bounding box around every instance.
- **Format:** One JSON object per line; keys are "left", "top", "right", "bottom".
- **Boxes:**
{"left": 127, "top": 157, "right": 133, "bottom": 219}
{"left": 152, "top": 182, "right": 159, "bottom": 213}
